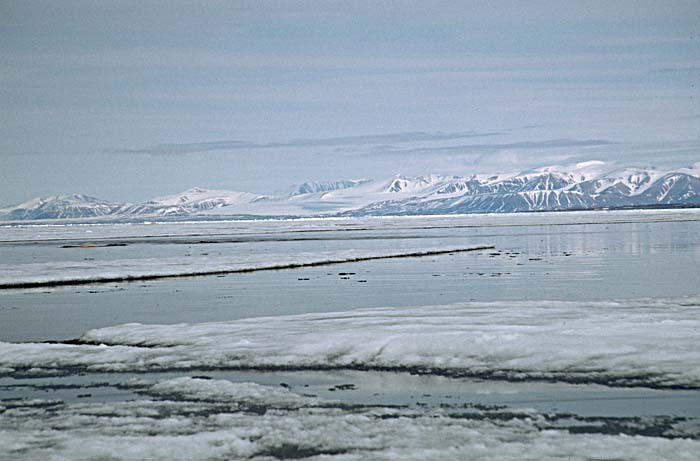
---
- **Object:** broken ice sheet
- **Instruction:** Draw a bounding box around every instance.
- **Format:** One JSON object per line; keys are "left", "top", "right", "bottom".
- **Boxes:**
{"left": 2, "top": 378, "right": 700, "bottom": 461}
{"left": 2, "top": 296, "right": 700, "bottom": 388}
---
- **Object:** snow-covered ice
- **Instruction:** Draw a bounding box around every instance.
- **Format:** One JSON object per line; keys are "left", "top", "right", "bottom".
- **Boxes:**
{"left": 2, "top": 296, "right": 699, "bottom": 388}
{"left": 2, "top": 377, "right": 699, "bottom": 460}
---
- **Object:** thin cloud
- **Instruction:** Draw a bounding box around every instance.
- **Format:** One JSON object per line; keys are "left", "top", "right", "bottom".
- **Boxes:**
{"left": 109, "top": 131, "right": 504, "bottom": 155}
{"left": 362, "top": 139, "right": 616, "bottom": 157}
{"left": 653, "top": 66, "right": 700, "bottom": 74}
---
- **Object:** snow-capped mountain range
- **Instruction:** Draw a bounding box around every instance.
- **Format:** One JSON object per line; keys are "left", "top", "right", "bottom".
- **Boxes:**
{"left": 2, "top": 161, "right": 700, "bottom": 221}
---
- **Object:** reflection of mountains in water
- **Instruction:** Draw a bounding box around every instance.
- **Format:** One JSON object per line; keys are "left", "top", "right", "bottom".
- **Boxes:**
{"left": 3, "top": 162, "right": 700, "bottom": 221}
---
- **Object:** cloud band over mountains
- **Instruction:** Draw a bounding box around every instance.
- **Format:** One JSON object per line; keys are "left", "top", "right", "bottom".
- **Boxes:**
{"left": 112, "top": 131, "right": 504, "bottom": 155}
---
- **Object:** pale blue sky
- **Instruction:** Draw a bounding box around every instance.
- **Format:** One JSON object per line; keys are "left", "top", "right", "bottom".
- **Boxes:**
{"left": 1, "top": 1, "right": 698, "bottom": 205}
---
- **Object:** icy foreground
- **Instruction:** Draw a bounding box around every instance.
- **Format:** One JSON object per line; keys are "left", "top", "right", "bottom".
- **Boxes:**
{"left": 3, "top": 297, "right": 700, "bottom": 459}
{"left": 0, "top": 378, "right": 700, "bottom": 460}
{"left": 2, "top": 377, "right": 700, "bottom": 461}
{"left": 2, "top": 297, "right": 700, "bottom": 388}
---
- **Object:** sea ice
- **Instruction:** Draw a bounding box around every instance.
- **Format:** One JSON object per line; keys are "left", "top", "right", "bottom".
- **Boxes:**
{"left": 1, "top": 377, "right": 699, "bottom": 460}
{"left": 2, "top": 296, "right": 699, "bottom": 388}
{"left": 0, "top": 245, "right": 490, "bottom": 288}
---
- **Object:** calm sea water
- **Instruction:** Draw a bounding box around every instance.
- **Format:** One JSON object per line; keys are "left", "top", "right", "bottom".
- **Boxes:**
{"left": 1, "top": 210, "right": 699, "bottom": 343}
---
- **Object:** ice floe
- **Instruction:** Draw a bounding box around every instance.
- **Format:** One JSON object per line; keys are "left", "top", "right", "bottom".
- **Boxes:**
{"left": 2, "top": 377, "right": 700, "bottom": 460}
{"left": 2, "top": 296, "right": 699, "bottom": 388}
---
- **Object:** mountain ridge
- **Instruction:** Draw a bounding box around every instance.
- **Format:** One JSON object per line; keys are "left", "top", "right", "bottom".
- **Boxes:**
{"left": 2, "top": 162, "right": 699, "bottom": 221}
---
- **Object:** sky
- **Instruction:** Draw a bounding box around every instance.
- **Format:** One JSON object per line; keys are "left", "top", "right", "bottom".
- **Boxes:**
{"left": 1, "top": 0, "right": 698, "bottom": 206}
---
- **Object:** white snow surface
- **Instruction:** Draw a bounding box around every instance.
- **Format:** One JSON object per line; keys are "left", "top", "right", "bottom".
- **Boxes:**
{"left": 2, "top": 377, "right": 699, "bottom": 460}
{"left": 148, "top": 377, "right": 322, "bottom": 408}
{"left": 147, "top": 187, "right": 261, "bottom": 208}
{"left": 2, "top": 296, "right": 700, "bottom": 388}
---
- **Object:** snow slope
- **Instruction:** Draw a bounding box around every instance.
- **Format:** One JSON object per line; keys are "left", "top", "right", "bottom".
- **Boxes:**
{"left": 0, "top": 194, "right": 120, "bottom": 220}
